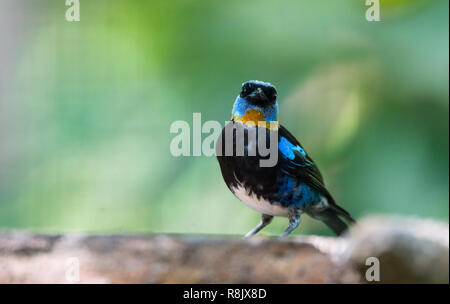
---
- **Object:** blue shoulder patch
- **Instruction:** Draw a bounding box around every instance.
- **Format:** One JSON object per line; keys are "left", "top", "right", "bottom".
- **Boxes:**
{"left": 279, "top": 136, "right": 306, "bottom": 160}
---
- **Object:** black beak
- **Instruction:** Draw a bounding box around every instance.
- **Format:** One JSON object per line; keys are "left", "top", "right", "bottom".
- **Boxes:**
{"left": 251, "top": 87, "right": 268, "bottom": 102}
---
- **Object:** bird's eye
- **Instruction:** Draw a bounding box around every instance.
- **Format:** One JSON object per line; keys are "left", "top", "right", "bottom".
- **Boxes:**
{"left": 267, "top": 88, "right": 277, "bottom": 101}
{"left": 241, "top": 83, "right": 252, "bottom": 97}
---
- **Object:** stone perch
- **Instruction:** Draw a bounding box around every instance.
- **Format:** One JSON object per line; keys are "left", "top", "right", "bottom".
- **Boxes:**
{"left": 0, "top": 216, "right": 448, "bottom": 283}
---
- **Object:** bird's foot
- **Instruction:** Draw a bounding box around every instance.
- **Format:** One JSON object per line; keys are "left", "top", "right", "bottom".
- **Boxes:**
{"left": 279, "top": 210, "right": 301, "bottom": 238}
{"left": 242, "top": 214, "right": 273, "bottom": 239}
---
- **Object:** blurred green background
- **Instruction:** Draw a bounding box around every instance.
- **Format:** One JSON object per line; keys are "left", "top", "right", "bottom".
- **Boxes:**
{"left": 0, "top": 0, "right": 448, "bottom": 236}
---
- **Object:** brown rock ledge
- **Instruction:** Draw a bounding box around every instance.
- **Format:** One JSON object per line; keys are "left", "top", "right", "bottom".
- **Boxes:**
{"left": 0, "top": 216, "right": 447, "bottom": 284}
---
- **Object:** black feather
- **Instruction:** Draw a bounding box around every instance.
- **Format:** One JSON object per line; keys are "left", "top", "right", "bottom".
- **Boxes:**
{"left": 216, "top": 121, "right": 356, "bottom": 236}
{"left": 317, "top": 209, "right": 351, "bottom": 236}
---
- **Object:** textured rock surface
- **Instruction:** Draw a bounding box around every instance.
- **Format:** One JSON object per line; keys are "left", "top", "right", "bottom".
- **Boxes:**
{"left": 0, "top": 216, "right": 448, "bottom": 284}
{"left": 344, "top": 216, "right": 449, "bottom": 284}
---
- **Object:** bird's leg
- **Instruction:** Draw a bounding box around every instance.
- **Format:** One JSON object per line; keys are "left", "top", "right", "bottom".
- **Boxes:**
{"left": 243, "top": 214, "right": 274, "bottom": 239}
{"left": 280, "top": 209, "right": 301, "bottom": 238}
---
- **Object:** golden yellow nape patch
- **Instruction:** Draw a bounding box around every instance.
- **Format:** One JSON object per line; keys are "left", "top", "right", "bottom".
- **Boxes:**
{"left": 232, "top": 109, "right": 279, "bottom": 130}
{"left": 239, "top": 109, "right": 265, "bottom": 123}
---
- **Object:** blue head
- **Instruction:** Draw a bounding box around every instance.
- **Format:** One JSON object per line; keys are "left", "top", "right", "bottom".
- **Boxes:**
{"left": 232, "top": 80, "right": 278, "bottom": 126}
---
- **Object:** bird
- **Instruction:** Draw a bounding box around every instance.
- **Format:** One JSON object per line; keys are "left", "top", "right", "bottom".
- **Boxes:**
{"left": 216, "top": 80, "right": 355, "bottom": 238}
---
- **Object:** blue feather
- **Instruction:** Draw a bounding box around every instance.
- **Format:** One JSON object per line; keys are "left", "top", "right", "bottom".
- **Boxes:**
{"left": 277, "top": 174, "right": 321, "bottom": 208}
{"left": 279, "top": 136, "right": 314, "bottom": 167}
{"left": 232, "top": 96, "right": 278, "bottom": 122}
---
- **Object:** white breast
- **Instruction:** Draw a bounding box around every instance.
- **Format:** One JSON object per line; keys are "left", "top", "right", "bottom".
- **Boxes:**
{"left": 231, "top": 185, "right": 289, "bottom": 217}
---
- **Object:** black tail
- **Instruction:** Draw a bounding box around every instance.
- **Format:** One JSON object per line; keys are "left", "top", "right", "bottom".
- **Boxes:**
{"left": 317, "top": 205, "right": 356, "bottom": 236}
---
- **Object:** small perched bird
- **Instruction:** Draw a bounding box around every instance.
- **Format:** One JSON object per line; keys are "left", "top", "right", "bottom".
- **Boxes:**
{"left": 216, "top": 80, "right": 355, "bottom": 237}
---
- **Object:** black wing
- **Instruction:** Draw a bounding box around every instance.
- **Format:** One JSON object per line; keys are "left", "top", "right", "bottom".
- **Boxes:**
{"left": 278, "top": 124, "right": 331, "bottom": 200}
{"left": 278, "top": 125, "right": 355, "bottom": 230}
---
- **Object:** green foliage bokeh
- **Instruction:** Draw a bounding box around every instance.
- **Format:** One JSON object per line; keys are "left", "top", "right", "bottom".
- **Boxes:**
{"left": 0, "top": 0, "right": 448, "bottom": 235}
